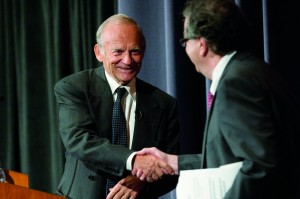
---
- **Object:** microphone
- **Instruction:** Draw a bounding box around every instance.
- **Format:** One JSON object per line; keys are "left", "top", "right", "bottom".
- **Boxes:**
{"left": 136, "top": 110, "right": 143, "bottom": 120}
{"left": 0, "top": 161, "right": 6, "bottom": 183}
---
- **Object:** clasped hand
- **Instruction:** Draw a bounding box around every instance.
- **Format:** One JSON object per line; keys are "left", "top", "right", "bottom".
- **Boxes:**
{"left": 107, "top": 148, "right": 177, "bottom": 199}
{"left": 131, "top": 147, "right": 174, "bottom": 182}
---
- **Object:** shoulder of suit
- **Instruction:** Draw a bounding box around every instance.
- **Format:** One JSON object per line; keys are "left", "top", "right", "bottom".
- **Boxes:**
{"left": 136, "top": 78, "right": 176, "bottom": 101}
{"left": 54, "top": 67, "right": 102, "bottom": 91}
{"left": 58, "top": 67, "right": 102, "bottom": 82}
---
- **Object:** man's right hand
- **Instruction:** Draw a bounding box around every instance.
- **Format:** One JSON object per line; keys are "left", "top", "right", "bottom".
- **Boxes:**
{"left": 131, "top": 153, "right": 174, "bottom": 182}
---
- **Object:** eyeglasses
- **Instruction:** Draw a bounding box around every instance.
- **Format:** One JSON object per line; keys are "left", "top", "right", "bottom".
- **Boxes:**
{"left": 179, "top": 37, "right": 197, "bottom": 48}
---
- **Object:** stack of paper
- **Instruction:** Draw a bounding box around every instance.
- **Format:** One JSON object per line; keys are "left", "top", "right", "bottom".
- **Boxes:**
{"left": 176, "top": 161, "right": 242, "bottom": 199}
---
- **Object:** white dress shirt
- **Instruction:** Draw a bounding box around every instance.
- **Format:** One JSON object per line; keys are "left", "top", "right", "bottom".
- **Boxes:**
{"left": 210, "top": 51, "right": 237, "bottom": 94}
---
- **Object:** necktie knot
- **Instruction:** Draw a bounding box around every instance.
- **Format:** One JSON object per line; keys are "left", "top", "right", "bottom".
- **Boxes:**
{"left": 116, "top": 87, "right": 127, "bottom": 100}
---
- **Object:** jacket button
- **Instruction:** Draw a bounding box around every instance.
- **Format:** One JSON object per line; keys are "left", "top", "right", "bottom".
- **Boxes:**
{"left": 88, "top": 175, "right": 95, "bottom": 181}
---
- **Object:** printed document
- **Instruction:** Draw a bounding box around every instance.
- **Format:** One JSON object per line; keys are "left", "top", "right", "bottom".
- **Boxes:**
{"left": 176, "top": 161, "right": 242, "bottom": 199}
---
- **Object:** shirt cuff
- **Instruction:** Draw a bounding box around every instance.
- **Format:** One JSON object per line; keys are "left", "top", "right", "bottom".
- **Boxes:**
{"left": 126, "top": 152, "right": 137, "bottom": 171}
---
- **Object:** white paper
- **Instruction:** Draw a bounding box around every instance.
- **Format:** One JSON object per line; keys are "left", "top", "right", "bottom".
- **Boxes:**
{"left": 176, "top": 161, "right": 242, "bottom": 199}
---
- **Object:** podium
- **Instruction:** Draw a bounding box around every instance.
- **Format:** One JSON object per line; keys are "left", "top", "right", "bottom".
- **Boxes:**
{"left": 0, "top": 169, "right": 65, "bottom": 199}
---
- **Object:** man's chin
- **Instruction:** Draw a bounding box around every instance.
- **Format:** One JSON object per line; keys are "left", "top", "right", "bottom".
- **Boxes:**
{"left": 118, "top": 77, "right": 133, "bottom": 85}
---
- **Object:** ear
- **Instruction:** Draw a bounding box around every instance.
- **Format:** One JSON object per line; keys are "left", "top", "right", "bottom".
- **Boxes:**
{"left": 94, "top": 44, "right": 104, "bottom": 62}
{"left": 199, "top": 37, "right": 209, "bottom": 56}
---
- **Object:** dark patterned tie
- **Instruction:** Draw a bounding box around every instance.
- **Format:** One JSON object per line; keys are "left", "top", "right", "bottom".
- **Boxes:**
{"left": 106, "top": 87, "right": 127, "bottom": 195}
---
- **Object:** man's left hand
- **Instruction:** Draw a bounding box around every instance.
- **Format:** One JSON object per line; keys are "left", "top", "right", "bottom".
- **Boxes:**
{"left": 106, "top": 175, "right": 146, "bottom": 199}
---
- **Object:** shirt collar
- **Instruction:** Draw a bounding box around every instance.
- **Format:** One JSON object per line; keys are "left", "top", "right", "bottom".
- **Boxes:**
{"left": 210, "top": 51, "right": 237, "bottom": 95}
{"left": 105, "top": 71, "right": 136, "bottom": 101}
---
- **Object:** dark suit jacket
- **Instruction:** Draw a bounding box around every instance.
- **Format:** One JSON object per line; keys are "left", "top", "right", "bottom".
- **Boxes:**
{"left": 179, "top": 52, "right": 300, "bottom": 199}
{"left": 54, "top": 66, "right": 180, "bottom": 199}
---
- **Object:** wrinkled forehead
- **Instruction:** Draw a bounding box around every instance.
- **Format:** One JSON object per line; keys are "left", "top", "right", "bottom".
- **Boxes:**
{"left": 103, "top": 22, "right": 145, "bottom": 49}
{"left": 104, "top": 21, "right": 137, "bottom": 34}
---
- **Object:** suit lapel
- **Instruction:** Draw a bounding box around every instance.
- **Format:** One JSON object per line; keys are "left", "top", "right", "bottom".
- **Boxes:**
{"left": 131, "top": 79, "right": 161, "bottom": 150}
{"left": 89, "top": 67, "right": 114, "bottom": 139}
{"left": 201, "top": 92, "right": 216, "bottom": 168}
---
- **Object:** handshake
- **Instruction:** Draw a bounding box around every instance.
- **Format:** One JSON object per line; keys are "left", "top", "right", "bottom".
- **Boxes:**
{"left": 131, "top": 147, "right": 179, "bottom": 182}
{"left": 106, "top": 147, "right": 179, "bottom": 198}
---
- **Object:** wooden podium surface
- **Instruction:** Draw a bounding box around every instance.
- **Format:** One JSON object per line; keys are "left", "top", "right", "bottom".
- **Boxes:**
{"left": 0, "top": 183, "right": 65, "bottom": 199}
{"left": 4, "top": 169, "right": 29, "bottom": 188}
{"left": 0, "top": 169, "right": 65, "bottom": 199}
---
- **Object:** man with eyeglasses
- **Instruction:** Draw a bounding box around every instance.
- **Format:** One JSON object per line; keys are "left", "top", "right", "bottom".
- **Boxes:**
{"left": 131, "top": 0, "right": 300, "bottom": 198}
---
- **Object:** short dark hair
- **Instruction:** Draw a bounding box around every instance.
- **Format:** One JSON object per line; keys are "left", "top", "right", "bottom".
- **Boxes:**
{"left": 183, "top": 0, "right": 252, "bottom": 55}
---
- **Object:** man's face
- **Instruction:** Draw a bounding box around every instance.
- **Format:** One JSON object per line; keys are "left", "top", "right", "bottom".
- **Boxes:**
{"left": 95, "top": 22, "right": 144, "bottom": 85}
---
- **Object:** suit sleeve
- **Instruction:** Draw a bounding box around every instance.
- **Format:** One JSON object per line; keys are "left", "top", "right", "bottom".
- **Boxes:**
{"left": 178, "top": 154, "right": 202, "bottom": 170}
{"left": 54, "top": 76, "right": 133, "bottom": 178}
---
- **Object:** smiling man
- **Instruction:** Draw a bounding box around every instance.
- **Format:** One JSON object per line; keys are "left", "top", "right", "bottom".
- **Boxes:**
{"left": 54, "top": 14, "right": 180, "bottom": 199}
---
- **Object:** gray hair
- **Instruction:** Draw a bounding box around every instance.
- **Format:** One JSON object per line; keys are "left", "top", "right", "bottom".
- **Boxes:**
{"left": 95, "top": 14, "right": 146, "bottom": 50}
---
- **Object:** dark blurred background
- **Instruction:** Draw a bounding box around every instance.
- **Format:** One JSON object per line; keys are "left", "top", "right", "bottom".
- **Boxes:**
{"left": 0, "top": 0, "right": 299, "bottom": 198}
